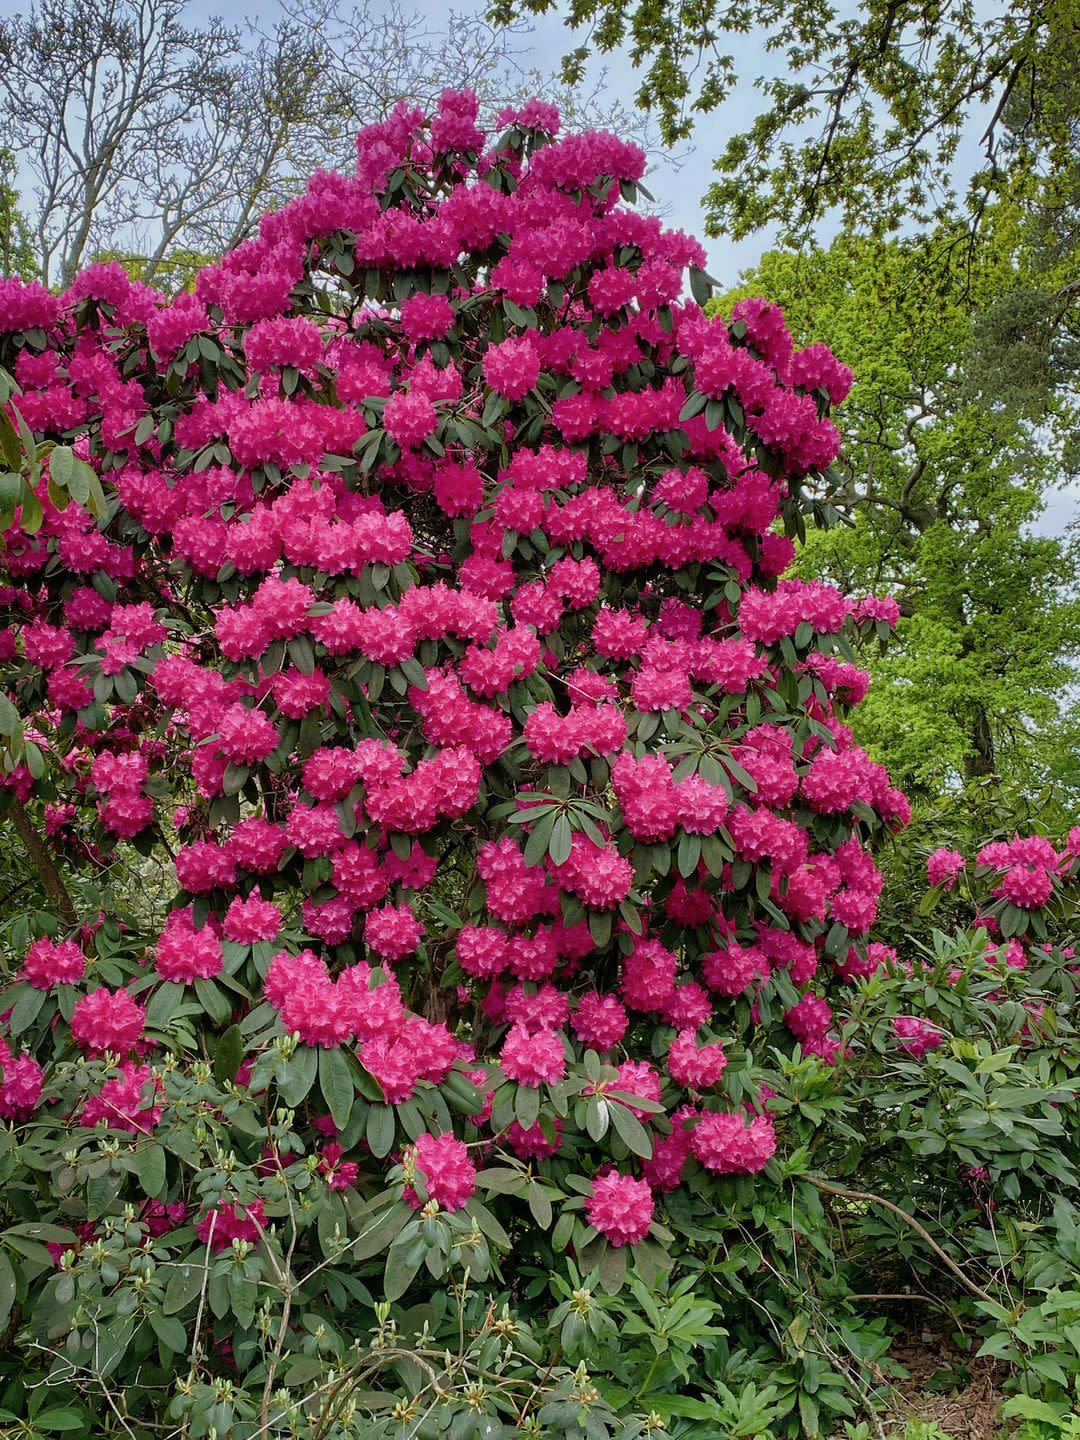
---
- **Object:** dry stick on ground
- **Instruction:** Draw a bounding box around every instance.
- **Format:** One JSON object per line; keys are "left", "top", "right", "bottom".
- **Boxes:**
{"left": 7, "top": 795, "right": 78, "bottom": 926}
{"left": 805, "top": 1177, "right": 996, "bottom": 1307}
{"left": 848, "top": 1292, "right": 964, "bottom": 1322}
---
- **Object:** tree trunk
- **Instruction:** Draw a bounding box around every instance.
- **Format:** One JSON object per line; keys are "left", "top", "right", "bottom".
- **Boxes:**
{"left": 6, "top": 797, "right": 78, "bottom": 928}
{"left": 964, "top": 706, "right": 996, "bottom": 780}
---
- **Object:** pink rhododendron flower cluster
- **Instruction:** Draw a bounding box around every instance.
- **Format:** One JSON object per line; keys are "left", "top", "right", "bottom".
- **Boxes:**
{"left": 196, "top": 1200, "right": 266, "bottom": 1252}
{"left": 928, "top": 847, "right": 966, "bottom": 890}
{"left": 0, "top": 1038, "right": 44, "bottom": 1119}
{"left": 20, "top": 936, "right": 85, "bottom": 989}
{"left": 893, "top": 1016, "right": 944, "bottom": 1059}
{"left": 155, "top": 907, "right": 224, "bottom": 983}
{"left": 584, "top": 1171, "right": 655, "bottom": 1246}
{"left": 922, "top": 832, "right": 1078, "bottom": 930}
{"left": 405, "top": 1132, "right": 477, "bottom": 1211}
{"left": 69, "top": 988, "right": 146, "bottom": 1056}
{"left": 79, "top": 1062, "right": 162, "bottom": 1133}
{"left": 689, "top": 1111, "right": 777, "bottom": 1173}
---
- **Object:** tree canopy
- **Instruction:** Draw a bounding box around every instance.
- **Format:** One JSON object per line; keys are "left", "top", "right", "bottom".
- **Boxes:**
{"left": 0, "top": 150, "right": 35, "bottom": 281}
{"left": 716, "top": 223, "right": 1080, "bottom": 795}
{"left": 488, "top": 0, "right": 1078, "bottom": 238}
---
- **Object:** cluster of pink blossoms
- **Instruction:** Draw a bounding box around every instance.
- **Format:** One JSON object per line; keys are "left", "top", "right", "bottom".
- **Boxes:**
{"left": 585, "top": 1171, "right": 655, "bottom": 1246}
{"left": 892, "top": 1016, "right": 944, "bottom": 1059}
{"left": 913, "top": 831, "right": 1079, "bottom": 986}
{"left": 69, "top": 988, "right": 146, "bottom": 1056}
{"left": 0, "top": 1037, "right": 44, "bottom": 1119}
{"left": 196, "top": 1200, "right": 266, "bottom": 1253}
{"left": 155, "top": 907, "right": 224, "bottom": 983}
{"left": 405, "top": 1132, "right": 477, "bottom": 1211}
{"left": 928, "top": 847, "right": 966, "bottom": 890}
{"left": 78, "top": 1062, "right": 162, "bottom": 1132}
{"left": 927, "top": 834, "right": 1078, "bottom": 920}
{"left": 20, "top": 936, "right": 86, "bottom": 989}
{"left": 981, "top": 836, "right": 1062, "bottom": 910}
{"left": 690, "top": 1111, "right": 777, "bottom": 1174}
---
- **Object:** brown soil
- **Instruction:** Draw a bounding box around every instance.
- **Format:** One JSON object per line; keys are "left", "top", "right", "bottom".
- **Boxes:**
{"left": 830, "top": 1320, "right": 1010, "bottom": 1440}
{"left": 879, "top": 1330, "right": 1008, "bottom": 1438}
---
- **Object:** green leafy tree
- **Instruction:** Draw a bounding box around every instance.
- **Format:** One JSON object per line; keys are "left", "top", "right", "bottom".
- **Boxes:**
{"left": 0, "top": 148, "right": 35, "bottom": 279}
{"left": 963, "top": 16, "right": 1080, "bottom": 439}
{"left": 715, "top": 224, "right": 1080, "bottom": 797}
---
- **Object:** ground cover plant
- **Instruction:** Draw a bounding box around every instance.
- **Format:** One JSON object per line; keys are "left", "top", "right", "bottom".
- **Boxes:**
{"left": 0, "top": 91, "right": 1079, "bottom": 1440}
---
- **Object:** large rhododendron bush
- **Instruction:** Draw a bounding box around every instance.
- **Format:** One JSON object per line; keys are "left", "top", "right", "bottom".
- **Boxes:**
{"left": 3, "top": 91, "right": 1076, "bottom": 1439}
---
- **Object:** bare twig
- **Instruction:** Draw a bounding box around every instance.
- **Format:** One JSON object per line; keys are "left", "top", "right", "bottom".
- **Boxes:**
{"left": 804, "top": 1176, "right": 996, "bottom": 1305}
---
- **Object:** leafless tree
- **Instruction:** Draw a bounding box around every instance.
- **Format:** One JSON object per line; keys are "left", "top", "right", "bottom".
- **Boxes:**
{"left": 0, "top": 0, "right": 243, "bottom": 285}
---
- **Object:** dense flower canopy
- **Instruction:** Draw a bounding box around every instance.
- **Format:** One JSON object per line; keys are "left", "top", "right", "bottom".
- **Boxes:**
{"left": 0, "top": 89, "right": 909, "bottom": 1265}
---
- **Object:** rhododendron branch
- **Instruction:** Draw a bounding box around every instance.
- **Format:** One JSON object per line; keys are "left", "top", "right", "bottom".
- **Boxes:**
{"left": 804, "top": 1176, "right": 995, "bottom": 1305}
{"left": 259, "top": 1178, "right": 301, "bottom": 1422}
{"left": 26, "top": 1346, "right": 140, "bottom": 1440}
{"left": 518, "top": 1341, "right": 563, "bottom": 1425}
{"left": 189, "top": 1210, "right": 217, "bottom": 1367}
{"left": 260, "top": 1253, "right": 295, "bottom": 1437}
